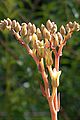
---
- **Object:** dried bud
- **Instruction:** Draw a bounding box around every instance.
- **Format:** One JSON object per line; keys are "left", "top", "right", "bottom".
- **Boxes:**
{"left": 37, "top": 28, "right": 42, "bottom": 40}
{"left": 15, "top": 22, "right": 21, "bottom": 32}
{"left": 7, "top": 18, "right": 12, "bottom": 26}
{"left": 11, "top": 20, "right": 17, "bottom": 29}
{"left": 57, "top": 32, "right": 63, "bottom": 44}
{"left": 43, "top": 28, "right": 50, "bottom": 40}
{"left": 20, "top": 23, "right": 27, "bottom": 36}
{"left": 45, "top": 49, "right": 53, "bottom": 66}
{"left": 60, "top": 25, "right": 66, "bottom": 35}
{"left": 46, "top": 20, "right": 53, "bottom": 30}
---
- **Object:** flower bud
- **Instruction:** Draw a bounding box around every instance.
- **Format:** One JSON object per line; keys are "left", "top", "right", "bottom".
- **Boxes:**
{"left": 68, "top": 21, "right": 73, "bottom": 28}
{"left": 45, "top": 49, "right": 53, "bottom": 66}
{"left": 60, "top": 25, "right": 66, "bottom": 35}
{"left": 20, "top": 23, "right": 27, "bottom": 36}
{"left": 11, "top": 20, "right": 17, "bottom": 29}
{"left": 41, "top": 24, "right": 45, "bottom": 31}
{"left": 46, "top": 20, "right": 53, "bottom": 30}
{"left": 36, "top": 28, "right": 42, "bottom": 40}
{"left": 0, "top": 22, "right": 6, "bottom": 30}
{"left": 66, "top": 24, "right": 70, "bottom": 33}
{"left": 52, "top": 68, "right": 61, "bottom": 87}
{"left": 57, "top": 32, "right": 63, "bottom": 44}
{"left": 32, "top": 24, "right": 36, "bottom": 33}
{"left": 32, "top": 33, "right": 38, "bottom": 48}
{"left": 51, "top": 34, "right": 59, "bottom": 47}
{"left": 48, "top": 67, "right": 61, "bottom": 87}
{"left": 73, "top": 21, "right": 80, "bottom": 31}
{"left": 36, "top": 40, "right": 45, "bottom": 58}
{"left": 43, "top": 28, "right": 50, "bottom": 40}
{"left": 27, "top": 22, "right": 32, "bottom": 35}
{"left": 32, "top": 33, "right": 38, "bottom": 41}
{"left": 15, "top": 22, "right": 21, "bottom": 32}
{"left": 52, "top": 23, "right": 57, "bottom": 33}
{"left": 7, "top": 18, "right": 12, "bottom": 26}
{"left": 4, "top": 19, "right": 8, "bottom": 26}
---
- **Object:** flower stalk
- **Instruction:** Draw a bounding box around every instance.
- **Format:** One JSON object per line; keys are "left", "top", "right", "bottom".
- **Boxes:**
{"left": 0, "top": 18, "right": 80, "bottom": 120}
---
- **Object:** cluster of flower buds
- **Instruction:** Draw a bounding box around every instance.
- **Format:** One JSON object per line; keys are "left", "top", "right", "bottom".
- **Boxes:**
{"left": 0, "top": 18, "right": 80, "bottom": 64}
{"left": 0, "top": 18, "right": 80, "bottom": 47}
{"left": 0, "top": 18, "right": 80, "bottom": 99}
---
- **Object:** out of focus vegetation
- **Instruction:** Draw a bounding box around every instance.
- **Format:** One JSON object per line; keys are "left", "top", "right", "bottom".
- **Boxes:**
{"left": 0, "top": 0, "right": 80, "bottom": 120}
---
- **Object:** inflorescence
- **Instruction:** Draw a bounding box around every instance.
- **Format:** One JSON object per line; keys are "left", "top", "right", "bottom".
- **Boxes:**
{"left": 0, "top": 18, "right": 80, "bottom": 98}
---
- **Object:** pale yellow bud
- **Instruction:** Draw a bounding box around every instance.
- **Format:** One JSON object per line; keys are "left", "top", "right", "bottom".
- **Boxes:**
{"left": 43, "top": 28, "right": 50, "bottom": 40}
{"left": 52, "top": 68, "right": 61, "bottom": 87}
{"left": 73, "top": 21, "right": 80, "bottom": 31}
{"left": 36, "top": 40, "right": 45, "bottom": 58}
{"left": 15, "top": 22, "right": 21, "bottom": 32}
{"left": 0, "top": 20, "right": 4, "bottom": 24}
{"left": 51, "top": 34, "right": 59, "bottom": 47}
{"left": 32, "top": 33, "right": 38, "bottom": 48}
{"left": 0, "top": 22, "right": 6, "bottom": 30}
{"left": 27, "top": 22, "right": 33, "bottom": 35}
{"left": 60, "top": 25, "right": 66, "bottom": 35}
{"left": 20, "top": 23, "right": 27, "bottom": 36}
{"left": 32, "top": 33, "right": 38, "bottom": 41}
{"left": 37, "top": 46, "right": 45, "bottom": 58}
{"left": 36, "top": 28, "right": 42, "bottom": 40}
{"left": 7, "top": 18, "right": 12, "bottom": 26}
{"left": 57, "top": 32, "right": 63, "bottom": 44}
{"left": 46, "top": 20, "right": 53, "bottom": 30}
{"left": 48, "top": 67, "right": 61, "bottom": 87}
{"left": 4, "top": 19, "right": 8, "bottom": 26}
{"left": 66, "top": 24, "right": 70, "bottom": 33}
{"left": 12, "top": 20, "right": 17, "bottom": 29}
{"left": 45, "top": 49, "right": 53, "bottom": 66}
{"left": 54, "top": 34, "right": 59, "bottom": 46}
{"left": 28, "top": 22, "right": 32, "bottom": 29}
{"left": 68, "top": 21, "right": 73, "bottom": 28}
{"left": 51, "top": 23, "right": 57, "bottom": 33}
{"left": 22, "top": 23, "right": 27, "bottom": 27}
{"left": 32, "top": 24, "right": 36, "bottom": 33}
{"left": 41, "top": 24, "right": 45, "bottom": 31}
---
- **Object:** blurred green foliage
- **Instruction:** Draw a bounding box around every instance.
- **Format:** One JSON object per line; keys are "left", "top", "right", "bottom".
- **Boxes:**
{"left": 0, "top": 0, "right": 80, "bottom": 120}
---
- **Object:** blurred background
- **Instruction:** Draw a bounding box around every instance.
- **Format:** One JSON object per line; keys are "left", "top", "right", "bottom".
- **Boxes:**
{"left": 0, "top": 0, "right": 80, "bottom": 120}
